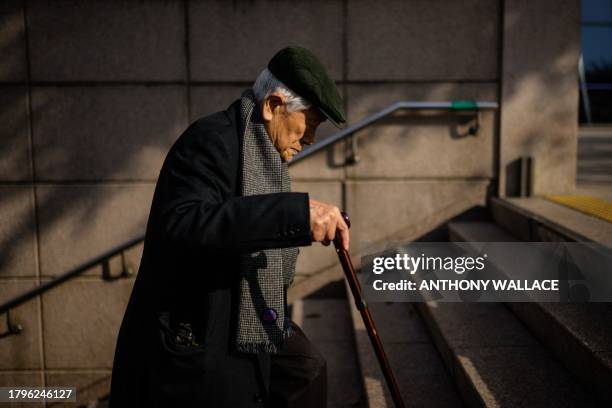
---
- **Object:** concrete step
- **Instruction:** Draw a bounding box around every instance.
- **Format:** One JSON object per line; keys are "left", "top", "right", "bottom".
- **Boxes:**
{"left": 577, "top": 128, "right": 612, "bottom": 185}
{"left": 448, "top": 221, "right": 518, "bottom": 243}
{"left": 415, "top": 301, "right": 594, "bottom": 407}
{"left": 507, "top": 302, "right": 612, "bottom": 404}
{"left": 489, "top": 196, "right": 612, "bottom": 244}
{"left": 288, "top": 263, "right": 344, "bottom": 305}
{"left": 292, "top": 286, "right": 367, "bottom": 408}
{"left": 576, "top": 173, "right": 612, "bottom": 184}
{"left": 448, "top": 220, "right": 612, "bottom": 404}
{"left": 348, "top": 291, "right": 464, "bottom": 408}
{"left": 577, "top": 161, "right": 612, "bottom": 183}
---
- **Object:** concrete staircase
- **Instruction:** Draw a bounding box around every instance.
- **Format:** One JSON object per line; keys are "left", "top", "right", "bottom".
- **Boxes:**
{"left": 577, "top": 127, "right": 612, "bottom": 184}
{"left": 84, "top": 197, "right": 611, "bottom": 408}
{"left": 291, "top": 283, "right": 367, "bottom": 408}
{"left": 487, "top": 197, "right": 612, "bottom": 405}
{"left": 342, "top": 197, "right": 611, "bottom": 407}
{"left": 350, "top": 300, "right": 464, "bottom": 408}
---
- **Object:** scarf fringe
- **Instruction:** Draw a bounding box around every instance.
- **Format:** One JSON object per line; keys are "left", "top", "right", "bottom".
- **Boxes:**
{"left": 236, "top": 324, "right": 294, "bottom": 354}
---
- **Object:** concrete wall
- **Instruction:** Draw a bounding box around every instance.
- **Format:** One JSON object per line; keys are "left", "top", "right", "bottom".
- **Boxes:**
{"left": 0, "top": 0, "right": 579, "bottom": 404}
{"left": 499, "top": 0, "right": 581, "bottom": 195}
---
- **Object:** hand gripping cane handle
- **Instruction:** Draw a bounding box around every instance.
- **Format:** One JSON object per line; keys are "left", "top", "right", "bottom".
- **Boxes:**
{"left": 333, "top": 212, "right": 406, "bottom": 408}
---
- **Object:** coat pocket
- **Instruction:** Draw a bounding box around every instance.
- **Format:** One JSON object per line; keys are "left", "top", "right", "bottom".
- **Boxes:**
{"left": 152, "top": 311, "right": 208, "bottom": 376}
{"left": 148, "top": 311, "right": 212, "bottom": 405}
{"left": 157, "top": 311, "right": 206, "bottom": 354}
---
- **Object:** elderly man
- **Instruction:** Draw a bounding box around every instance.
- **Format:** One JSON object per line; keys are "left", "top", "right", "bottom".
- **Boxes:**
{"left": 110, "top": 47, "right": 349, "bottom": 407}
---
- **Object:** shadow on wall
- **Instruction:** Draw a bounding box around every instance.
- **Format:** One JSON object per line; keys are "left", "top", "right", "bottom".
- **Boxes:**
{"left": 0, "top": 87, "right": 34, "bottom": 277}
{"left": 0, "top": 84, "right": 186, "bottom": 278}
{"left": 0, "top": 0, "right": 580, "bottom": 278}
{"left": 0, "top": 1, "right": 25, "bottom": 82}
{"left": 351, "top": 0, "right": 579, "bottom": 196}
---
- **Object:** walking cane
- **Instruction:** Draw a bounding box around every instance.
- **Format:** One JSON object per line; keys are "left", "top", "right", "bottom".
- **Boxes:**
{"left": 334, "top": 212, "right": 406, "bottom": 408}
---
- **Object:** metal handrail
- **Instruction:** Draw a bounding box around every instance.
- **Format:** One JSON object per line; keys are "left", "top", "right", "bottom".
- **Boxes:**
{"left": 0, "top": 99, "right": 498, "bottom": 337}
{"left": 0, "top": 235, "right": 144, "bottom": 336}
{"left": 291, "top": 100, "right": 498, "bottom": 164}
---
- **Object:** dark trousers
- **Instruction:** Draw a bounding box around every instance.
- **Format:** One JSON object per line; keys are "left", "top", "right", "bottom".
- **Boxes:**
{"left": 267, "top": 321, "right": 327, "bottom": 408}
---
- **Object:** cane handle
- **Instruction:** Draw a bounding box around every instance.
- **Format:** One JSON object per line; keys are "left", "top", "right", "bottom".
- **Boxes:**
{"left": 340, "top": 211, "right": 351, "bottom": 229}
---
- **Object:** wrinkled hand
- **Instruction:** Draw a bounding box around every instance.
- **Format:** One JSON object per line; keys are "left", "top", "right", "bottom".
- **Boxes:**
{"left": 309, "top": 199, "right": 349, "bottom": 251}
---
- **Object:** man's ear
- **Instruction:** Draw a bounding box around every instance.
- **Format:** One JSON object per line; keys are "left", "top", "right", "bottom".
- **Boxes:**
{"left": 262, "top": 92, "right": 285, "bottom": 122}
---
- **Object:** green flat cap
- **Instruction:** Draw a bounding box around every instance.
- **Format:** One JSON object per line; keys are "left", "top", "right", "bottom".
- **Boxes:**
{"left": 268, "top": 46, "right": 346, "bottom": 128}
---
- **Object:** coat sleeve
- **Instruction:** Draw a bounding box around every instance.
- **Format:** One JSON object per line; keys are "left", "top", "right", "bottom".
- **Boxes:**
{"left": 154, "top": 121, "right": 312, "bottom": 251}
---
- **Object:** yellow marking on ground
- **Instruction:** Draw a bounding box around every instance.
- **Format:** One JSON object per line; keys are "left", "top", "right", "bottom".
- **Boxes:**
{"left": 544, "top": 195, "right": 612, "bottom": 223}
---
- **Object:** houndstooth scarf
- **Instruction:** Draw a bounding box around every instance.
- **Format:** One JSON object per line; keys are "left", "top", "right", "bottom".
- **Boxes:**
{"left": 235, "top": 90, "right": 298, "bottom": 354}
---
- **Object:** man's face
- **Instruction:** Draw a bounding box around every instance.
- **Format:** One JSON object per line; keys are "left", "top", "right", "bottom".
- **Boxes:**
{"left": 262, "top": 93, "right": 324, "bottom": 162}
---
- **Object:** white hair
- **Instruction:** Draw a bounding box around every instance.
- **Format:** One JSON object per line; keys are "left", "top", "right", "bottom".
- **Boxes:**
{"left": 253, "top": 68, "right": 312, "bottom": 112}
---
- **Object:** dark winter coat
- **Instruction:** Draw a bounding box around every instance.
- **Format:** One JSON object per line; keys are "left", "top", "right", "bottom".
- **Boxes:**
{"left": 109, "top": 98, "right": 311, "bottom": 407}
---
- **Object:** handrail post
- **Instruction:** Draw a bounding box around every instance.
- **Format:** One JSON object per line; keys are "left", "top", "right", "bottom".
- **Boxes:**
{"left": 346, "top": 135, "right": 360, "bottom": 165}
{"left": 0, "top": 310, "right": 23, "bottom": 338}
{"left": 102, "top": 258, "right": 112, "bottom": 281}
{"left": 102, "top": 251, "right": 135, "bottom": 281}
{"left": 121, "top": 251, "right": 134, "bottom": 277}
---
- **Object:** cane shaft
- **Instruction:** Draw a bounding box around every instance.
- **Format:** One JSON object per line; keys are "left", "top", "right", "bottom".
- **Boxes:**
{"left": 334, "top": 239, "right": 406, "bottom": 408}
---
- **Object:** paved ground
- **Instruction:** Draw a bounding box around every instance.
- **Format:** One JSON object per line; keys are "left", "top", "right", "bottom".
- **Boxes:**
{"left": 575, "top": 182, "right": 612, "bottom": 202}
